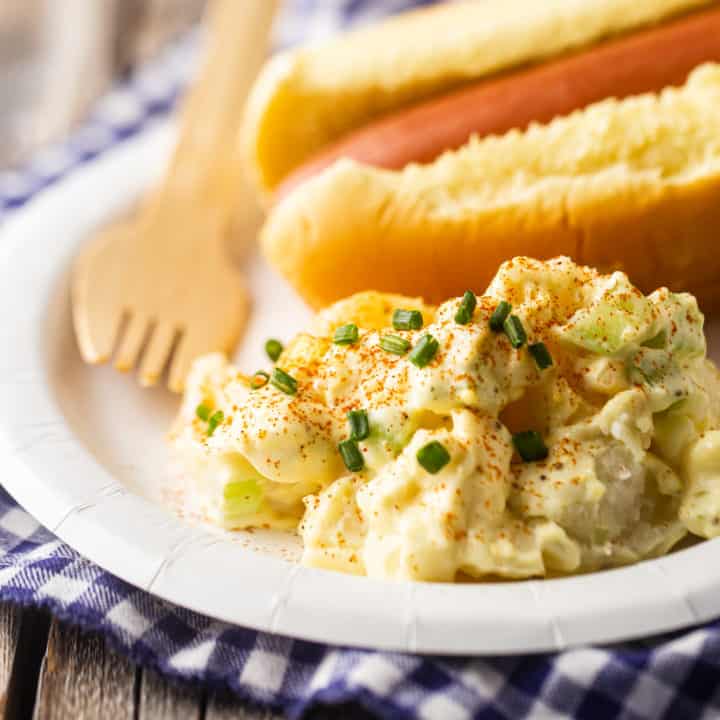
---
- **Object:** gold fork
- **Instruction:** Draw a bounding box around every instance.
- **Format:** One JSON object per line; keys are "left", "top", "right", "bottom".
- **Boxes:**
{"left": 72, "top": 0, "right": 276, "bottom": 392}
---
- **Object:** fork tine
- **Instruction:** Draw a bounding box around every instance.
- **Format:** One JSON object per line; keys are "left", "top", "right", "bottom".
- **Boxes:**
{"left": 167, "top": 333, "right": 199, "bottom": 393}
{"left": 139, "top": 324, "right": 179, "bottom": 387}
{"left": 114, "top": 315, "right": 150, "bottom": 372}
{"left": 73, "top": 303, "right": 124, "bottom": 364}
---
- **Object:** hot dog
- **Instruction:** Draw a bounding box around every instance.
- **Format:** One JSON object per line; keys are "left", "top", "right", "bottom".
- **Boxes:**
{"left": 274, "top": 6, "right": 720, "bottom": 203}
{"left": 241, "top": 0, "right": 720, "bottom": 309}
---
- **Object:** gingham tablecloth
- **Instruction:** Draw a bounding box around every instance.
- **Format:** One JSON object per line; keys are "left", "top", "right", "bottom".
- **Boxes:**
{"left": 2, "top": 2, "right": 720, "bottom": 719}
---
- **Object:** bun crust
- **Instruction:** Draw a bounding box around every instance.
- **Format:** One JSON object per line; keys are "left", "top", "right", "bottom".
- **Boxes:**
{"left": 243, "top": 0, "right": 711, "bottom": 196}
{"left": 261, "top": 65, "right": 720, "bottom": 309}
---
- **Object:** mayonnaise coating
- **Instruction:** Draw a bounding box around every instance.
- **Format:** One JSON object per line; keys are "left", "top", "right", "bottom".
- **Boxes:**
{"left": 171, "top": 256, "right": 720, "bottom": 581}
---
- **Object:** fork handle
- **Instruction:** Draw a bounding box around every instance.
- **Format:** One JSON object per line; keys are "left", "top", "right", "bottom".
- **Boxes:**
{"left": 155, "top": 0, "right": 277, "bottom": 205}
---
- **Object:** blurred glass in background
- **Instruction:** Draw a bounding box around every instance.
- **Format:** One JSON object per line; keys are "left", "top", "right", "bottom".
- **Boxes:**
{"left": 0, "top": 0, "right": 206, "bottom": 170}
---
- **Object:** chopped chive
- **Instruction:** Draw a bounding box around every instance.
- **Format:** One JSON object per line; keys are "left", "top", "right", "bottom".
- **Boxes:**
{"left": 250, "top": 370, "right": 270, "bottom": 389}
{"left": 380, "top": 335, "right": 411, "bottom": 355}
{"left": 196, "top": 403, "right": 211, "bottom": 422}
{"left": 265, "top": 338, "right": 283, "bottom": 363}
{"left": 417, "top": 441, "right": 451, "bottom": 474}
{"left": 197, "top": 404, "right": 224, "bottom": 437}
{"left": 512, "top": 431, "right": 548, "bottom": 462}
{"left": 392, "top": 309, "right": 424, "bottom": 331}
{"left": 339, "top": 439, "right": 364, "bottom": 472}
{"left": 207, "top": 410, "right": 224, "bottom": 437}
{"left": 333, "top": 323, "right": 359, "bottom": 345}
{"left": 489, "top": 300, "right": 512, "bottom": 331}
{"left": 270, "top": 367, "right": 298, "bottom": 395}
{"left": 454, "top": 291, "right": 477, "bottom": 325}
{"left": 348, "top": 409, "right": 370, "bottom": 441}
{"left": 503, "top": 315, "right": 527, "bottom": 349}
{"left": 528, "top": 342, "right": 553, "bottom": 370}
{"left": 409, "top": 334, "right": 439, "bottom": 368}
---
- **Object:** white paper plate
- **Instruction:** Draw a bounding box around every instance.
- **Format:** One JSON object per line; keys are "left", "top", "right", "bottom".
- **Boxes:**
{"left": 2, "top": 119, "right": 720, "bottom": 655}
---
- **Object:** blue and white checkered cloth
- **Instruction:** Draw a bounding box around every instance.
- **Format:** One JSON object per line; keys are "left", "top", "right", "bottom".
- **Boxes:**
{"left": 2, "top": 2, "right": 720, "bottom": 718}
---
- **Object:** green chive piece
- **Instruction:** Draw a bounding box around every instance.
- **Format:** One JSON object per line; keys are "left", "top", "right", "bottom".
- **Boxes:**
{"left": 454, "top": 291, "right": 477, "bottom": 325}
{"left": 250, "top": 371, "right": 270, "bottom": 390}
{"left": 195, "top": 404, "right": 211, "bottom": 422}
{"left": 348, "top": 409, "right": 370, "bottom": 441}
{"left": 409, "top": 334, "right": 439, "bottom": 368}
{"left": 417, "top": 441, "right": 451, "bottom": 474}
{"left": 333, "top": 323, "right": 359, "bottom": 345}
{"left": 489, "top": 300, "right": 512, "bottom": 332}
{"left": 339, "top": 439, "right": 364, "bottom": 472}
{"left": 503, "top": 315, "right": 527, "bottom": 349}
{"left": 512, "top": 431, "right": 549, "bottom": 462}
{"left": 528, "top": 342, "right": 553, "bottom": 370}
{"left": 270, "top": 367, "right": 298, "bottom": 395}
{"left": 392, "top": 309, "right": 424, "bottom": 331}
{"left": 207, "top": 410, "right": 224, "bottom": 437}
{"left": 380, "top": 335, "right": 411, "bottom": 355}
{"left": 265, "top": 338, "right": 283, "bottom": 363}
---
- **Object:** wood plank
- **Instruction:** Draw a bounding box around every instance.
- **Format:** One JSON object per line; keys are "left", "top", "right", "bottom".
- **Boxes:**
{"left": 33, "top": 619, "right": 135, "bottom": 720}
{"left": 137, "top": 668, "right": 204, "bottom": 719}
{"left": 206, "top": 692, "right": 285, "bottom": 720}
{"left": 0, "top": 603, "right": 22, "bottom": 715}
{"left": 3, "top": 605, "right": 51, "bottom": 720}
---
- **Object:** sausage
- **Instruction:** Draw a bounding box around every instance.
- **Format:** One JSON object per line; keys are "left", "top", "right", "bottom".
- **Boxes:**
{"left": 274, "top": 6, "right": 720, "bottom": 203}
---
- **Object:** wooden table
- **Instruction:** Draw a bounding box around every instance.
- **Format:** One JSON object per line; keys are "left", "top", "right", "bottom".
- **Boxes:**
{"left": 0, "top": 603, "right": 376, "bottom": 719}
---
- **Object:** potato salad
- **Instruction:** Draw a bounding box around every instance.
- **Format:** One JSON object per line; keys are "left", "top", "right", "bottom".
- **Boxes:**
{"left": 170, "top": 257, "right": 720, "bottom": 582}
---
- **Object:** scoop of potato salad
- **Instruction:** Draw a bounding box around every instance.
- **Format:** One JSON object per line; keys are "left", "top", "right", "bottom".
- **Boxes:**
{"left": 170, "top": 257, "right": 720, "bottom": 581}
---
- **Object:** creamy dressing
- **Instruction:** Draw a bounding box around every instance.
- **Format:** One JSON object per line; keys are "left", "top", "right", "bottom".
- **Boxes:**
{"left": 170, "top": 256, "right": 720, "bottom": 581}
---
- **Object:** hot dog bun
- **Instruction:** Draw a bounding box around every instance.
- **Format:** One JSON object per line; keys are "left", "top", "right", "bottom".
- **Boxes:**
{"left": 260, "top": 64, "right": 720, "bottom": 309}
{"left": 243, "top": 0, "right": 711, "bottom": 197}
{"left": 273, "top": 5, "right": 720, "bottom": 204}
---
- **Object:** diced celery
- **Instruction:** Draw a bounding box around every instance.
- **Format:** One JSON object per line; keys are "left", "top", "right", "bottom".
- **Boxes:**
{"left": 626, "top": 348, "right": 672, "bottom": 386}
{"left": 369, "top": 408, "right": 447, "bottom": 458}
{"left": 641, "top": 330, "right": 666, "bottom": 350}
{"left": 218, "top": 454, "right": 267, "bottom": 519}
{"left": 559, "top": 274, "right": 653, "bottom": 355}
{"left": 367, "top": 408, "right": 412, "bottom": 454}
{"left": 663, "top": 293, "right": 705, "bottom": 359}
{"left": 373, "top": 420, "right": 413, "bottom": 455}
{"left": 223, "top": 479, "right": 263, "bottom": 516}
